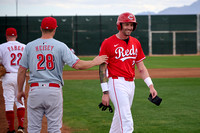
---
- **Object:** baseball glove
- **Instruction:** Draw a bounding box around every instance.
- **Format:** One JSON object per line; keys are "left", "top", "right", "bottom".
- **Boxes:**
{"left": 98, "top": 102, "right": 113, "bottom": 113}
{"left": 0, "top": 64, "right": 6, "bottom": 78}
{"left": 148, "top": 94, "right": 162, "bottom": 106}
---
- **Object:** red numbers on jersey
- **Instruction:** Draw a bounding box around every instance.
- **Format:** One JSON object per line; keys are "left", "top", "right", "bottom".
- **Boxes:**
{"left": 37, "top": 54, "right": 55, "bottom": 70}
{"left": 10, "top": 53, "right": 22, "bottom": 66}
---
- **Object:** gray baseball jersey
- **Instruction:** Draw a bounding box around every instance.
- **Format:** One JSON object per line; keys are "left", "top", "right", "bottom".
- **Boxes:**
{"left": 20, "top": 38, "right": 79, "bottom": 86}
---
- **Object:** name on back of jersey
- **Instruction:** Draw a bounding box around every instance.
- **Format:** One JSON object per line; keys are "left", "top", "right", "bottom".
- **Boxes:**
{"left": 7, "top": 45, "right": 24, "bottom": 52}
{"left": 35, "top": 45, "right": 54, "bottom": 51}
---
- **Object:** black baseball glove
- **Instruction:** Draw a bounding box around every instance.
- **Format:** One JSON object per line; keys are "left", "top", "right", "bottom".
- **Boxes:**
{"left": 98, "top": 102, "right": 113, "bottom": 113}
{"left": 148, "top": 94, "right": 162, "bottom": 106}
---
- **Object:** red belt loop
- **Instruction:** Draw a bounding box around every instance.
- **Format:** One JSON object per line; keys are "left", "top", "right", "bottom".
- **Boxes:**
{"left": 30, "top": 83, "right": 60, "bottom": 88}
{"left": 124, "top": 77, "right": 134, "bottom": 81}
{"left": 112, "top": 76, "right": 118, "bottom": 79}
{"left": 30, "top": 83, "right": 39, "bottom": 87}
{"left": 49, "top": 83, "right": 60, "bottom": 88}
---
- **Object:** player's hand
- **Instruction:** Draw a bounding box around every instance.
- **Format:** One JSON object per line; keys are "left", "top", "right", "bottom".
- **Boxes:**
{"left": 102, "top": 93, "right": 110, "bottom": 106}
{"left": 17, "top": 92, "right": 26, "bottom": 105}
{"left": 149, "top": 85, "right": 157, "bottom": 99}
{"left": 93, "top": 55, "right": 108, "bottom": 65}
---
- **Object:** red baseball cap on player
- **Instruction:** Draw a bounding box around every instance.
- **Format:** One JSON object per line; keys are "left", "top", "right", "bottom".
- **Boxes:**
{"left": 41, "top": 17, "right": 58, "bottom": 29}
{"left": 6, "top": 27, "right": 17, "bottom": 36}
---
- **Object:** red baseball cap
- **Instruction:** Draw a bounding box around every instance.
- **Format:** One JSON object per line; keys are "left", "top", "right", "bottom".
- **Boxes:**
{"left": 6, "top": 28, "right": 17, "bottom": 36}
{"left": 41, "top": 17, "right": 58, "bottom": 29}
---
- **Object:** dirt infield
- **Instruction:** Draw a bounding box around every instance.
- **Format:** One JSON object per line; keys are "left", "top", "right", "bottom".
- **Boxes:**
{"left": 0, "top": 68, "right": 200, "bottom": 133}
{"left": 63, "top": 68, "right": 200, "bottom": 79}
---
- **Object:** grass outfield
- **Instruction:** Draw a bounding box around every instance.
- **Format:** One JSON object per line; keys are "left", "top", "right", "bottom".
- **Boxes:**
{"left": 62, "top": 78, "right": 200, "bottom": 133}
{"left": 63, "top": 55, "right": 200, "bottom": 71}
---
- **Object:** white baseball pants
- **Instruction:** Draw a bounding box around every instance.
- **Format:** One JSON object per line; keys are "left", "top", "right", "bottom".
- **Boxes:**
{"left": 27, "top": 83, "right": 63, "bottom": 133}
{"left": 2, "top": 73, "right": 25, "bottom": 111}
{"left": 108, "top": 77, "right": 135, "bottom": 133}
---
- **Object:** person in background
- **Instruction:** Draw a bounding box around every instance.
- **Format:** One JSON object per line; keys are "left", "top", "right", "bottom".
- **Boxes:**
{"left": 0, "top": 27, "right": 26, "bottom": 133}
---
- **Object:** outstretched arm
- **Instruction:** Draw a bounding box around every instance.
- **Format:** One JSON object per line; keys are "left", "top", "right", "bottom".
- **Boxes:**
{"left": 136, "top": 61, "right": 157, "bottom": 98}
{"left": 99, "top": 63, "right": 110, "bottom": 106}
{"left": 73, "top": 55, "right": 108, "bottom": 70}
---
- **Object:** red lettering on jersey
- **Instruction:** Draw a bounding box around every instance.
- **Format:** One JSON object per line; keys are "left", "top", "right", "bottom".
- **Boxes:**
{"left": 11, "top": 46, "right": 14, "bottom": 51}
{"left": 35, "top": 46, "right": 39, "bottom": 51}
{"left": 21, "top": 47, "right": 24, "bottom": 51}
{"left": 35, "top": 45, "right": 54, "bottom": 51}
{"left": 7, "top": 45, "right": 24, "bottom": 52}
{"left": 7, "top": 47, "right": 11, "bottom": 52}
{"left": 47, "top": 45, "right": 50, "bottom": 50}
{"left": 50, "top": 46, "right": 54, "bottom": 51}
{"left": 44, "top": 45, "right": 48, "bottom": 50}
{"left": 39, "top": 45, "right": 42, "bottom": 51}
{"left": 14, "top": 45, "right": 17, "bottom": 50}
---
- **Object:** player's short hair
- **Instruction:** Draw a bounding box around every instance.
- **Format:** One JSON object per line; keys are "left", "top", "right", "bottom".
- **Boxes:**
{"left": 41, "top": 29, "right": 55, "bottom": 33}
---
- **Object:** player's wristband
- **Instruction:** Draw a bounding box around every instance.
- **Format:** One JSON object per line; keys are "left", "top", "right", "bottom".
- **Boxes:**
{"left": 144, "top": 77, "right": 153, "bottom": 87}
{"left": 101, "top": 82, "right": 109, "bottom": 92}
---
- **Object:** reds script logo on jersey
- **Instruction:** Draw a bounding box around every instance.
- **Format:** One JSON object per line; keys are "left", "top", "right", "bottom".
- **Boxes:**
{"left": 115, "top": 45, "right": 137, "bottom": 62}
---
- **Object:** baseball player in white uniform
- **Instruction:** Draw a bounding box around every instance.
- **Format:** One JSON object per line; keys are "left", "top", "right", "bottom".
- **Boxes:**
{"left": 17, "top": 17, "right": 107, "bottom": 133}
{"left": 0, "top": 28, "right": 26, "bottom": 133}
{"left": 99, "top": 12, "right": 158, "bottom": 133}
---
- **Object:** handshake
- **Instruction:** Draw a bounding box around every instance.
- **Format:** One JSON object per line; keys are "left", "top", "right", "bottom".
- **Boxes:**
{"left": 98, "top": 102, "right": 113, "bottom": 113}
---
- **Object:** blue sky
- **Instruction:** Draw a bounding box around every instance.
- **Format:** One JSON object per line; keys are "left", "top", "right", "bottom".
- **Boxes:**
{"left": 0, "top": 0, "right": 197, "bottom": 16}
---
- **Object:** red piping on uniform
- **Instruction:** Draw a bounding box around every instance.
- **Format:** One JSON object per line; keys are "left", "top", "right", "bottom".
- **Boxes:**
{"left": 136, "top": 57, "right": 146, "bottom": 63}
{"left": 113, "top": 79, "right": 123, "bottom": 133}
{"left": 72, "top": 59, "right": 80, "bottom": 68}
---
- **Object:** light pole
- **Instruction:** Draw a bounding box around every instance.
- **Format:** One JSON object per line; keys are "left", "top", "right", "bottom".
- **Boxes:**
{"left": 16, "top": 0, "right": 18, "bottom": 16}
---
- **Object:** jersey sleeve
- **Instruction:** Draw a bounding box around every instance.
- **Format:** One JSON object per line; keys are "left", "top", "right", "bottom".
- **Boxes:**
{"left": 135, "top": 40, "right": 146, "bottom": 63}
{"left": 99, "top": 40, "right": 109, "bottom": 64}
{"left": 99, "top": 40, "right": 108, "bottom": 56}
{"left": 62, "top": 44, "right": 79, "bottom": 67}
{"left": 19, "top": 45, "right": 29, "bottom": 69}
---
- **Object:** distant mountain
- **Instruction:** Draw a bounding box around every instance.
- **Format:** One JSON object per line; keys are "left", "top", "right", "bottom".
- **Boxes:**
{"left": 137, "top": 0, "right": 200, "bottom": 15}
{"left": 159, "top": 0, "right": 200, "bottom": 14}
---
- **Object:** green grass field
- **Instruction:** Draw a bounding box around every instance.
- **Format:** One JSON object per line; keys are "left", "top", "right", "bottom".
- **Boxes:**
{"left": 62, "top": 78, "right": 200, "bottom": 133}
{"left": 63, "top": 55, "right": 200, "bottom": 71}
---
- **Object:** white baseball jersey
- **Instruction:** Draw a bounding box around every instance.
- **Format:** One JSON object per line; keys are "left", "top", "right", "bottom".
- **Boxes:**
{"left": 0, "top": 41, "right": 25, "bottom": 72}
{"left": 0, "top": 41, "right": 26, "bottom": 111}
